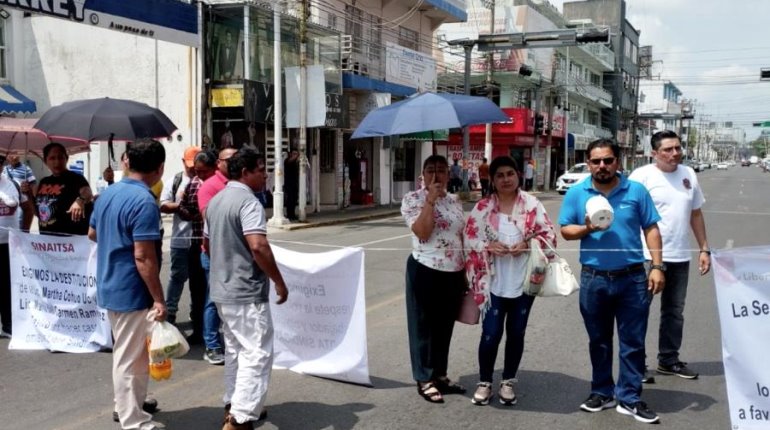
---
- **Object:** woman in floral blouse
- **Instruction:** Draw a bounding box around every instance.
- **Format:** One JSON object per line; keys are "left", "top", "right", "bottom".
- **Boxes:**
{"left": 401, "top": 155, "right": 467, "bottom": 404}
{"left": 464, "top": 156, "right": 557, "bottom": 406}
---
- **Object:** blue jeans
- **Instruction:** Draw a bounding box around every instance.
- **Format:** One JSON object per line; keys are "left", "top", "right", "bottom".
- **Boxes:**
{"left": 478, "top": 293, "right": 535, "bottom": 382}
{"left": 165, "top": 247, "right": 190, "bottom": 318}
{"left": 200, "top": 251, "right": 222, "bottom": 350}
{"left": 657, "top": 261, "right": 690, "bottom": 366}
{"left": 579, "top": 266, "right": 651, "bottom": 404}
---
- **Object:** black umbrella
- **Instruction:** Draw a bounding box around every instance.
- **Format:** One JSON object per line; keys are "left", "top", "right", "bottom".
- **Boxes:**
{"left": 33, "top": 97, "right": 177, "bottom": 144}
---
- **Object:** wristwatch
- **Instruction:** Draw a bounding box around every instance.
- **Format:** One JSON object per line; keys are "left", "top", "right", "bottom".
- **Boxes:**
{"left": 650, "top": 263, "right": 667, "bottom": 272}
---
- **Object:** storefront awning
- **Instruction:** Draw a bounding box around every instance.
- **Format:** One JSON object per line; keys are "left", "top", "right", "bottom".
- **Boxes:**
{"left": 400, "top": 129, "right": 448, "bottom": 141}
{"left": 0, "top": 85, "right": 36, "bottom": 114}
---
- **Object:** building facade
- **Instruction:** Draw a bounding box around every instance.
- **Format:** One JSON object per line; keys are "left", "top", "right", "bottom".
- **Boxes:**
{"left": 563, "top": 0, "right": 640, "bottom": 167}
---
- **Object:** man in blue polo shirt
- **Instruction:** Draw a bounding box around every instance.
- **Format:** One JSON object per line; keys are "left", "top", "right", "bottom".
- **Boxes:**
{"left": 559, "top": 139, "right": 665, "bottom": 425}
{"left": 89, "top": 138, "right": 167, "bottom": 430}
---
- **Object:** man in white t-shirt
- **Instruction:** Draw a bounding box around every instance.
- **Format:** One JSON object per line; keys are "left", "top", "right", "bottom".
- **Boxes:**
{"left": 629, "top": 130, "right": 710, "bottom": 381}
{"left": 0, "top": 172, "right": 34, "bottom": 338}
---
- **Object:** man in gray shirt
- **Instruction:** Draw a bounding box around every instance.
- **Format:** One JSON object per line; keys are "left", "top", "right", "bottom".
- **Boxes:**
{"left": 204, "top": 148, "right": 289, "bottom": 430}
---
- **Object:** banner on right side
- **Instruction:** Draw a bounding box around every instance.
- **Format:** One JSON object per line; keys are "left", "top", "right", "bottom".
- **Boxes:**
{"left": 713, "top": 247, "right": 770, "bottom": 429}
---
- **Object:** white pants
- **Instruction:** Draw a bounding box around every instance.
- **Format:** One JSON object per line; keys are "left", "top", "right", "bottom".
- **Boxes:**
{"left": 109, "top": 309, "right": 153, "bottom": 430}
{"left": 218, "top": 301, "right": 274, "bottom": 424}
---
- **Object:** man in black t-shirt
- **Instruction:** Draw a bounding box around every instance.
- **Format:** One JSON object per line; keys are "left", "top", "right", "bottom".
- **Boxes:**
{"left": 35, "top": 143, "right": 93, "bottom": 235}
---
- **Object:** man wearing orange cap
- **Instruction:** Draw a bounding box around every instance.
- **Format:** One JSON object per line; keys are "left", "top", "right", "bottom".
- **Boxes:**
{"left": 159, "top": 146, "right": 205, "bottom": 341}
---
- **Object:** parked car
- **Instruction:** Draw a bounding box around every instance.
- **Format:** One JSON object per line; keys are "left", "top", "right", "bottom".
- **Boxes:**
{"left": 556, "top": 163, "right": 590, "bottom": 195}
{"left": 717, "top": 162, "right": 728, "bottom": 170}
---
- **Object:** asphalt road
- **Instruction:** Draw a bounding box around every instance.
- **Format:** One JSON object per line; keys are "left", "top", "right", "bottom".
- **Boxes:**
{"left": 2, "top": 164, "right": 768, "bottom": 430}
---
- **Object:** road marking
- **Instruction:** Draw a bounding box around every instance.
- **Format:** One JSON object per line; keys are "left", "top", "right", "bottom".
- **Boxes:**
{"left": 367, "top": 293, "right": 405, "bottom": 313}
{"left": 703, "top": 210, "right": 770, "bottom": 216}
{"left": 352, "top": 233, "right": 412, "bottom": 248}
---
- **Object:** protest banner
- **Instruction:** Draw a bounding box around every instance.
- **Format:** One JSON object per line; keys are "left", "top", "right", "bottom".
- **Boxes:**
{"left": 270, "top": 245, "right": 370, "bottom": 386}
{"left": 713, "top": 246, "right": 770, "bottom": 429}
{"left": 8, "top": 230, "right": 112, "bottom": 353}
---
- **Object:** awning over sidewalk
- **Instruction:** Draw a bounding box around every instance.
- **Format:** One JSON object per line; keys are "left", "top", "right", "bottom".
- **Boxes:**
{"left": 0, "top": 85, "right": 36, "bottom": 114}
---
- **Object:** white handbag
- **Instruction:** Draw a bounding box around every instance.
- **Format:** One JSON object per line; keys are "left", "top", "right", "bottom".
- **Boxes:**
{"left": 538, "top": 240, "right": 580, "bottom": 297}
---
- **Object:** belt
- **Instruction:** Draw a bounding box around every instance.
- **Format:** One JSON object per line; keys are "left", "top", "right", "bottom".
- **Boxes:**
{"left": 581, "top": 263, "right": 645, "bottom": 277}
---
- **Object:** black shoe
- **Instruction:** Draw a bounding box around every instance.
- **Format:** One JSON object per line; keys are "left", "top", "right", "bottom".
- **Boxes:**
{"left": 112, "top": 399, "right": 159, "bottom": 422}
{"left": 642, "top": 366, "right": 656, "bottom": 384}
{"left": 616, "top": 400, "right": 660, "bottom": 424}
{"left": 580, "top": 393, "right": 616, "bottom": 412}
{"left": 657, "top": 361, "right": 698, "bottom": 379}
{"left": 204, "top": 347, "right": 225, "bottom": 365}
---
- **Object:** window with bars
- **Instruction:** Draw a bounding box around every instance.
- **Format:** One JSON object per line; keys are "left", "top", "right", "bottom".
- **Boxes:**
{"left": 344, "top": 5, "right": 381, "bottom": 63}
{"left": 399, "top": 26, "right": 419, "bottom": 51}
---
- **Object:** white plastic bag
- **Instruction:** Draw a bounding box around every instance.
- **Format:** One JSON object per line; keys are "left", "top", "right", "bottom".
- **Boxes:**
{"left": 148, "top": 320, "right": 190, "bottom": 364}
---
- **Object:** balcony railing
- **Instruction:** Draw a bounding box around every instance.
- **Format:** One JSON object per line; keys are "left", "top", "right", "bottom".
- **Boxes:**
{"left": 555, "top": 70, "right": 612, "bottom": 107}
{"left": 579, "top": 43, "right": 615, "bottom": 70}
{"left": 568, "top": 120, "right": 612, "bottom": 139}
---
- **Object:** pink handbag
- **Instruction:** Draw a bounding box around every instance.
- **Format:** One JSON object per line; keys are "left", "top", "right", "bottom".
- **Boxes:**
{"left": 457, "top": 290, "right": 480, "bottom": 325}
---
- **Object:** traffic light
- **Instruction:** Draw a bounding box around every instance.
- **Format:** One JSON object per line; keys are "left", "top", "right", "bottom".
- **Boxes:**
{"left": 576, "top": 27, "right": 610, "bottom": 44}
{"left": 535, "top": 113, "right": 545, "bottom": 134}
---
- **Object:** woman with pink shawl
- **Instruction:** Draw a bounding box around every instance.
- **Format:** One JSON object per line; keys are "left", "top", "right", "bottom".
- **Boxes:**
{"left": 464, "top": 156, "right": 557, "bottom": 406}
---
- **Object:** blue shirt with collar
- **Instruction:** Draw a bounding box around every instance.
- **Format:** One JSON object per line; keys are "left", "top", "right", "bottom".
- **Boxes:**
{"left": 90, "top": 177, "right": 161, "bottom": 312}
{"left": 559, "top": 173, "right": 660, "bottom": 270}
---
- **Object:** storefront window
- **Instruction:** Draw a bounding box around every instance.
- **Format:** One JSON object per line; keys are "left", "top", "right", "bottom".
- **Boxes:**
{"left": 393, "top": 141, "right": 416, "bottom": 182}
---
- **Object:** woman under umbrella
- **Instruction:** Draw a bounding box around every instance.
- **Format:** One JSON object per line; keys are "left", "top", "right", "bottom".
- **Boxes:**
{"left": 401, "top": 154, "right": 467, "bottom": 404}
{"left": 464, "top": 155, "right": 557, "bottom": 406}
{"left": 35, "top": 142, "right": 93, "bottom": 235}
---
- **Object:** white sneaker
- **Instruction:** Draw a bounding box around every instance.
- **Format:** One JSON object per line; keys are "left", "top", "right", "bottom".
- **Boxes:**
{"left": 471, "top": 382, "right": 493, "bottom": 405}
{"left": 498, "top": 379, "right": 517, "bottom": 405}
{"left": 0, "top": 330, "right": 11, "bottom": 339}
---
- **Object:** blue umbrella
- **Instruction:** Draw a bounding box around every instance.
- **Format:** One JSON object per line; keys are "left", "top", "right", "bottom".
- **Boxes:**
{"left": 351, "top": 92, "right": 510, "bottom": 139}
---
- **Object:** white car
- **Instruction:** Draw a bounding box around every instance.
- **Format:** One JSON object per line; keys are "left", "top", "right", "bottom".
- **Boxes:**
{"left": 556, "top": 163, "right": 590, "bottom": 195}
{"left": 716, "top": 163, "right": 728, "bottom": 170}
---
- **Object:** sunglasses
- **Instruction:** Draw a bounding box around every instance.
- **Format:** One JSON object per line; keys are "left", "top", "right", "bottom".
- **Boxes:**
{"left": 588, "top": 157, "right": 616, "bottom": 166}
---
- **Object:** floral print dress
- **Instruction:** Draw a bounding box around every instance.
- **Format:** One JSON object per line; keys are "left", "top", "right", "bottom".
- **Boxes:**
{"left": 401, "top": 188, "right": 465, "bottom": 272}
{"left": 464, "top": 191, "right": 557, "bottom": 313}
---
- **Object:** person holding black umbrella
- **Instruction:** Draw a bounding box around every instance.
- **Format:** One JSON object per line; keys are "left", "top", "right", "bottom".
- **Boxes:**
{"left": 35, "top": 142, "right": 93, "bottom": 235}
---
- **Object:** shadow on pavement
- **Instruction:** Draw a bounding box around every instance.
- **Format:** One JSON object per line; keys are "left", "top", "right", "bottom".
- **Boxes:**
{"left": 154, "top": 406, "right": 222, "bottom": 429}
{"left": 260, "top": 402, "right": 374, "bottom": 429}
{"left": 457, "top": 370, "right": 588, "bottom": 414}
{"left": 688, "top": 360, "right": 724, "bottom": 377}
{"left": 644, "top": 388, "right": 718, "bottom": 413}
{"left": 368, "top": 375, "right": 413, "bottom": 390}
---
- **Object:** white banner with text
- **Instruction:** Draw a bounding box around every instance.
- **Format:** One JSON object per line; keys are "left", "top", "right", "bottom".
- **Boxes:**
{"left": 8, "top": 230, "right": 112, "bottom": 353}
{"left": 270, "top": 245, "right": 370, "bottom": 386}
{"left": 713, "top": 246, "right": 770, "bottom": 429}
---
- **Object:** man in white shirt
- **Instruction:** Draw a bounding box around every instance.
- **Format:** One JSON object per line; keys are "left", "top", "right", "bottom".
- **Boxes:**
{"left": 629, "top": 130, "right": 710, "bottom": 381}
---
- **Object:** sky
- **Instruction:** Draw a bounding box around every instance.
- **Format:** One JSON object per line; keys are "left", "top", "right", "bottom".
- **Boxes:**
{"left": 547, "top": 0, "right": 770, "bottom": 142}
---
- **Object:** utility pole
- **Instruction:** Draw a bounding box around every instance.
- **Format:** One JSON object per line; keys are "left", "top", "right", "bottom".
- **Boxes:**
{"left": 462, "top": 43, "right": 472, "bottom": 192}
{"left": 484, "top": 0, "right": 495, "bottom": 162}
{"left": 268, "top": 5, "right": 287, "bottom": 227}
{"left": 298, "top": 0, "right": 308, "bottom": 221}
{"left": 563, "top": 46, "right": 570, "bottom": 176}
{"left": 532, "top": 85, "right": 541, "bottom": 191}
